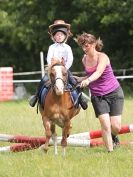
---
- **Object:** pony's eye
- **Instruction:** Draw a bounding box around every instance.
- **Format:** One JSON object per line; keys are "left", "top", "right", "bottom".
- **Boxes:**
{"left": 62, "top": 71, "right": 67, "bottom": 76}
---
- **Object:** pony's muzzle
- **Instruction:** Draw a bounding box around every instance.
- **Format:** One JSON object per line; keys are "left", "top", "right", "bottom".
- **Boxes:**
{"left": 54, "top": 78, "right": 65, "bottom": 95}
{"left": 55, "top": 86, "right": 64, "bottom": 95}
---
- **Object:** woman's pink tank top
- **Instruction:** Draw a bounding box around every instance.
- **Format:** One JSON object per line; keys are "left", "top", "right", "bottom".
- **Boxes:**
{"left": 85, "top": 62, "right": 119, "bottom": 96}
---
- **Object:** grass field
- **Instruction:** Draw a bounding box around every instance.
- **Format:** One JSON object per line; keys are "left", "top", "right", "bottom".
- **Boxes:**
{"left": 0, "top": 97, "right": 133, "bottom": 177}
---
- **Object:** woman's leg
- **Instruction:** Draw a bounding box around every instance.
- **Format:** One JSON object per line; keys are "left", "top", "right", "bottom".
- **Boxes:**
{"left": 99, "top": 113, "right": 113, "bottom": 152}
{"left": 110, "top": 115, "right": 121, "bottom": 135}
{"left": 109, "top": 87, "right": 124, "bottom": 144}
{"left": 110, "top": 115, "right": 121, "bottom": 146}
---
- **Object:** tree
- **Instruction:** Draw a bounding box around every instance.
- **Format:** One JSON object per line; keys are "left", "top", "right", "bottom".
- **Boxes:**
{"left": 0, "top": 0, "right": 133, "bottom": 72}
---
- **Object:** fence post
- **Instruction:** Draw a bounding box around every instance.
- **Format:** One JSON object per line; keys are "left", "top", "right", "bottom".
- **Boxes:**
{"left": 0, "top": 67, "right": 13, "bottom": 101}
{"left": 40, "top": 51, "right": 45, "bottom": 78}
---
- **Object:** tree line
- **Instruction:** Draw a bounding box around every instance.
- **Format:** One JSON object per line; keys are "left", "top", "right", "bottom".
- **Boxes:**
{"left": 0, "top": 0, "right": 133, "bottom": 94}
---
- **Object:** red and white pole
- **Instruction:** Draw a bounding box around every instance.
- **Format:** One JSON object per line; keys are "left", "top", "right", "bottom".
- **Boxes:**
{"left": 0, "top": 143, "right": 39, "bottom": 152}
{"left": 0, "top": 124, "right": 133, "bottom": 143}
{"left": 0, "top": 124, "right": 133, "bottom": 152}
{"left": 69, "top": 124, "right": 133, "bottom": 139}
{"left": 0, "top": 139, "right": 133, "bottom": 153}
{"left": 0, "top": 139, "right": 104, "bottom": 152}
{"left": 0, "top": 134, "right": 46, "bottom": 145}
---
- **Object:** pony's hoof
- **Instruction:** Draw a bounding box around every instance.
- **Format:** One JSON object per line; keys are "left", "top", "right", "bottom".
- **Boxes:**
{"left": 39, "top": 145, "right": 48, "bottom": 153}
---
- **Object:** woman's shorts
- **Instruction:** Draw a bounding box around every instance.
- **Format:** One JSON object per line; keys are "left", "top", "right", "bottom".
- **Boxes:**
{"left": 91, "top": 87, "right": 124, "bottom": 118}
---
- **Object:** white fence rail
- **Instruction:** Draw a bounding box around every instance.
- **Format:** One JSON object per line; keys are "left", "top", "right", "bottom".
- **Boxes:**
{"left": 12, "top": 51, "right": 133, "bottom": 83}
{"left": 0, "top": 70, "right": 132, "bottom": 83}
{"left": 12, "top": 69, "right": 133, "bottom": 83}
{"left": 11, "top": 76, "right": 133, "bottom": 83}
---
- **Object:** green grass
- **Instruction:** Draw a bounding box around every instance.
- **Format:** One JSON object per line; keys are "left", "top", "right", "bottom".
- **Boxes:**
{"left": 0, "top": 98, "right": 133, "bottom": 177}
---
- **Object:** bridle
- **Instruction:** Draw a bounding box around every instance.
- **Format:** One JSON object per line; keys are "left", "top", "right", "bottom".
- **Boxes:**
{"left": 50, "top": 63, "right": 68, "bottom": 89}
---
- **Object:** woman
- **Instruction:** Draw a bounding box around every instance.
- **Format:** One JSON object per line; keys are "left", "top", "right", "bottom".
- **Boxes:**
{"left": 76, "top": 32, "right": 124, "bottom": 152}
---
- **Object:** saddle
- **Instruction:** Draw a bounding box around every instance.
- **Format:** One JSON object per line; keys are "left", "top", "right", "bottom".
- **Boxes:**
{"left": 38, "top": 84, "right": 80, "bottom": 109}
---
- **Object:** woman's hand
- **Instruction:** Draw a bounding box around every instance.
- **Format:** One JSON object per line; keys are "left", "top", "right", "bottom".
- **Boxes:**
{"left": 80, "top": 78, "right": 90, "bottom": 88}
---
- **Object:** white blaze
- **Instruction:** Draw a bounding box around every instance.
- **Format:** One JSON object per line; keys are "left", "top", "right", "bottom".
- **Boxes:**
{"left": 54, "top": 65, "right": 64, "bottom": 95}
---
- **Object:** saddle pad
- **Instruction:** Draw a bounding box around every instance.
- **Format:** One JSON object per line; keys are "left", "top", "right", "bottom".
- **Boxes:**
{"left": 38, "top": 86, "right": 50, "bottom": 108}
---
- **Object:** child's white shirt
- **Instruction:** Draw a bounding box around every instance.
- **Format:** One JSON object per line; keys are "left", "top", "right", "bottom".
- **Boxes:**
{"left": 46, "top": 43, "right": 73, "bottom": 69}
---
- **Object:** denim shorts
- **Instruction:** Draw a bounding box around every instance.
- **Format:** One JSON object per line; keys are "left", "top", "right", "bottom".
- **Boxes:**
{"left": 91, "top": 87, "right": 124, "bottom": 118}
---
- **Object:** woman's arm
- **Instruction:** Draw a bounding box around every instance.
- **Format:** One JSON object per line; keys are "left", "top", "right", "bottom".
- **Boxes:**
{"left": 80, "top": 53, "right": 109, "bottom": 87}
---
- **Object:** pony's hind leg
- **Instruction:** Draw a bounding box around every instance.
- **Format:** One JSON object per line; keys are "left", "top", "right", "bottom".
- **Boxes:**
{"left": 51, "top": 124, "right": 58, "bottom": 155}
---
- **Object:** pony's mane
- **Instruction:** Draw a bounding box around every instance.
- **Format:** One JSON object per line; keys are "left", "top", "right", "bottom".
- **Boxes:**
{"left": 50, "top": 58, "right": 65, "bottom": 67}
{"left": 48, "top": 58, "right": 65, "bottom": 71}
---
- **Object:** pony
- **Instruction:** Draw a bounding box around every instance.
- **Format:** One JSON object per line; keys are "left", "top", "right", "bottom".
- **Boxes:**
{"left": 39, "top": 58, "right": 80, "bottom": 155}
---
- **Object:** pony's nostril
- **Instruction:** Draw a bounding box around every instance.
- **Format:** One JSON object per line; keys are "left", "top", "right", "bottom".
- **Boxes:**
{"left": 56, "top": 87, "right": 64, "bottom": 95}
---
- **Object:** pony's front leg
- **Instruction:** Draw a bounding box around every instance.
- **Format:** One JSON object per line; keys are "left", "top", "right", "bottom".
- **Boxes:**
{"left": 51, "top": 124, "right": 58, "bottom": 155}
{"left": 61, "top": 121, "right": 71, "bottom": 156}
{"left": 40, "top": 119, "right": 51, "bottom": 153}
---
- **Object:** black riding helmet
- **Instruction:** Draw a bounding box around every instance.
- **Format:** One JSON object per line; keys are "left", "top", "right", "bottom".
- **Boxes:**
{"left": 51, "top": 26, "right": 68, "bottom": 36}
{"left": 48, "top": 20, "right": 73, "bottom": 42}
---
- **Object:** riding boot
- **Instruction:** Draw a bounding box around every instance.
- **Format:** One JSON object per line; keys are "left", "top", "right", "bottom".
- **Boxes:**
{"left": 29, "top": 86, "right": 42, "bottom": 107}
{"left": 71, "top": 86, "right": 88, "bottom": 110}
{"left": 75, "top": 86, "right": 88, "bottom": 110}
{"left": 29, "top": 95, "right": 38, "bottom": 107}
{"left": 68, "top": 71, "right": 88, "bottom": 110}
{"left": 79, "top": 93, "right": 88, "bottom": 110}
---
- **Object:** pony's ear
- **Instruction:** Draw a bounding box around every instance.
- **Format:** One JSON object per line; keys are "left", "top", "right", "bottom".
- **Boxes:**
{"left": 51, "top": 58, "right": 58, "bottom": 66}
{"left": 61, "top": 58, "right": 65, "bottom": 66}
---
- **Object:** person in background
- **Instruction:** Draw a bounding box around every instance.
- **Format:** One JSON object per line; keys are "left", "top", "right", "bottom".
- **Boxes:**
{"left": 75, "top": 32, "right": 124, "bottom": 152}
{"left": 29, "top": 20, "right": 88, "bottom": 110}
